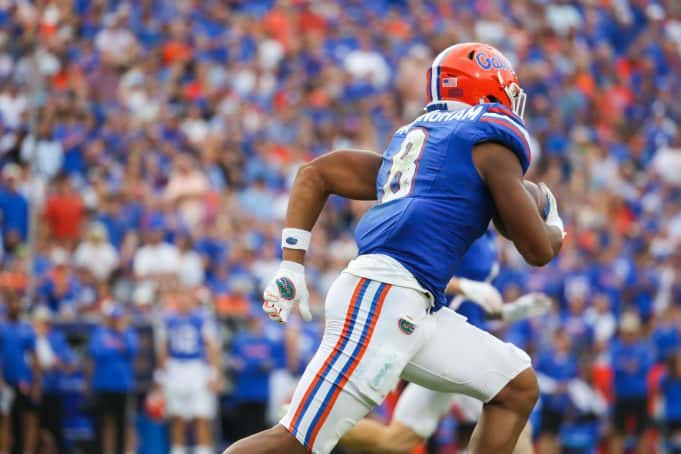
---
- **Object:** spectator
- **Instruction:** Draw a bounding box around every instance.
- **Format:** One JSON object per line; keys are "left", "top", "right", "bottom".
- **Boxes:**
{"left": 33, "top": 306, "right": 77, "bottom": 454}
{"left": 653, "top": 304, "right": 681, "bottom": 363}
{"left": 73, "top": 223, "right": 119, "bottom": 283}
{"left": 133, "top": 219, "right": 180, "bottom": 283}
{"left": 535, "top": 329, "right": 579, "bottom": 454}
{"left": 44, "top": 174, "right": 85, "bottom": 248}
{"left": 661, "top": 351, "right": 681, "bottom": 453}
{"left": 1, "top": 293, "right": 40, "bottom": 454}
{"left": 229, "top": 308, "right": 276, "bottom": 441}
{"left": 20, "top": 120, "right": 64, "bottom": 180}
{"left": 176, "top": 234, "right": 205, "bottom": 289}
{"left": 156, "top": 292, "right": 220, "bottom": 454}
{"left": 94, "top": 11, "right": 139, "bottom": 68}
{"left": 164, "top": 154, "right": 209, "bottom": 229}
{"left": 39, "top": 248, "right": 80, "bottom": 317}
{"left": 0, "top": 164, "right": 28, "bottom": 252}
{"left": 610, "top": 311, "right": 655, "bottom": 453}
{"left": 88, "top": 304, "right": 138, "bottom": 454}
{"left": 0, "top": 83, "right": 27, "bottom": 129}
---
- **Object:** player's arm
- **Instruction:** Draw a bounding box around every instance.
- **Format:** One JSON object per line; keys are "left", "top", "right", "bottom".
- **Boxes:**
{"left": 203, "top": 320, "right": 222, "bottom": 391}
{"left": 263, "top": 149, "right": 382, "bottom": 323}
{"left": 446, "top": 277, "right": 503, "bottom": 315}
{"left": 152, "top": 320, "right": 168, "bottom": 386}
{"left": 473, "top": 142, "right": 562, "bottom": 266}
{"left": 282, "top": 149, "right": 382, "bottom": 264}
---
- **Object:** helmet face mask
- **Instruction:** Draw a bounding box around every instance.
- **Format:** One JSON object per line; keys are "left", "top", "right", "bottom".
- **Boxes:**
{"left": 502, "top": 78, "right": 527, "bottom": 119}
{"left": 426, "top": 42, "right": 528, "bottom": 119}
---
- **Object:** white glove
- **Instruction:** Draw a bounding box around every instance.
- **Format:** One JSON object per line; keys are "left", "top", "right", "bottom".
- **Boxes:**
{"left": 262, "top": 261, "right": 312, "bottom": 323}
{"left": 501, "top": 292, "right": 552, "bottom": 322}
{"left": 539, "top": 183, "right": 566, "bottom": 239}
{"left": 458, "top": 278, "right": 504, "bottom": 315}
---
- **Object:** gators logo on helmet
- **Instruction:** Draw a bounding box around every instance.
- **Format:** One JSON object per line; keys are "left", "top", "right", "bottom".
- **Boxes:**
{"left": 426, "top": 42, "right": 527, "bottom": 119}
{"left": 275, "top": 277, "right": 296, "bottom": 300}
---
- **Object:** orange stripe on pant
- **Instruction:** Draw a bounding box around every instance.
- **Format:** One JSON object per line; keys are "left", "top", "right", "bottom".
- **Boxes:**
{"left": 286, "top": 277, "right": 368, "bottom": 436}
{"left": 306, "top": 283, "right": 392, "bottom": 448}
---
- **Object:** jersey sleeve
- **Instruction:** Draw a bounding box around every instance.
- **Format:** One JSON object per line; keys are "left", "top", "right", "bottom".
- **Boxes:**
{"left": 472, "top": 104, "right": 532, "bottom": 173}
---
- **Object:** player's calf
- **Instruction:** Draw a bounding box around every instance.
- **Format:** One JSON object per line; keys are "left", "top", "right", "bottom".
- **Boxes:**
{"left": 469, "top": 367, "right": 539, "bottom": 454}
{"left": 491, "top": 367, "right": 540, "bottom": 417}
{"left": 223, "top": 424, "right": 306, "bottom": 454}
{"left": 340, "top": 419, "right": 423, "bottom": 454}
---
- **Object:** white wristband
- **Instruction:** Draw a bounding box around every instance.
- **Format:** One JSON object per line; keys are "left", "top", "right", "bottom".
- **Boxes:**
{"left": 282, "top": 228, "right": 311, "bottom": 251}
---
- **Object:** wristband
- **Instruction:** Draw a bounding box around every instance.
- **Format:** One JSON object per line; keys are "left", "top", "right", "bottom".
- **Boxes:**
{"left": 282, "top": 228, "right": 311, "bottom": 251}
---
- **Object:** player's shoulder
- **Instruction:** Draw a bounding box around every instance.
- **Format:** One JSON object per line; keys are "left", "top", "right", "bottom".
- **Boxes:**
{"left": 468, "top": 103, "right": 532, "bottom": 172}
{"left": 478, "top": 102, "right": 526, "bottom": 126}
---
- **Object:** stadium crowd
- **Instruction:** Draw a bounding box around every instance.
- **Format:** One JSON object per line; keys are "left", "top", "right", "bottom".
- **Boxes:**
{"left": 0, "top": 0, "right": 679, "bottom": 452}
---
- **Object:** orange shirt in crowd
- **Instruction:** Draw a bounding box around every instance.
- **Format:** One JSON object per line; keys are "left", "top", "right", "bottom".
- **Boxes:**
{"left": 44, "top": 193, "right": 85, "bottom": 241}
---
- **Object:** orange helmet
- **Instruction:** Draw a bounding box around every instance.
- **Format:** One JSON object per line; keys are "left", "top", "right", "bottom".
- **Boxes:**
{"left": 426, "top": 42, "right": 527, "bottom": 118}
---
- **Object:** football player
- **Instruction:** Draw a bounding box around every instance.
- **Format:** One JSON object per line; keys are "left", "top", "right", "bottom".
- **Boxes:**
{"left": 339, "top": 231, "right": 552, "bottom": 454}
{"left": 155, "top": 292, "right": 221, "bottom": 454}
{"left": 226, "top": 42, "right": 565, "bottom": 454}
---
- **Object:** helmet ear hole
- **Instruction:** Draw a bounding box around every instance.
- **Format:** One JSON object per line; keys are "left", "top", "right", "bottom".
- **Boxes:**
{"left": 486, "top": 95, "right": 500, "bottom": 103}
{"left": 467, "top": 50, "right": 475, "bottom": 60}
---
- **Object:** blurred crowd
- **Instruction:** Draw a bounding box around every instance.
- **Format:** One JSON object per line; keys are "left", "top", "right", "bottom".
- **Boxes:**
{"left": 0, "top": 0, "right": 679, "bottom": 452}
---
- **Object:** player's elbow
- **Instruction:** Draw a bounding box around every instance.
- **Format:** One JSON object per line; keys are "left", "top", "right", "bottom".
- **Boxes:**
{"left": 520, "top": 243, "right": 554, "bottom": 266}
{"left": 296, "top": 161, "right": 329, "bottom": 194}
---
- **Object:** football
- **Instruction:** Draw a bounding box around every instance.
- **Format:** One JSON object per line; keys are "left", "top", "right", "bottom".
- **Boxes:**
{"left": 523, "top": 180, "right": 548, "bottom": 218}
{"left": 493, "top": 180, "right": 548, "bottom": 237}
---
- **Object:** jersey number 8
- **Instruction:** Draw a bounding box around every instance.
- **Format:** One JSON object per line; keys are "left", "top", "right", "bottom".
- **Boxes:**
{"left": 381, "top": 128, "right": 427, "bottom": 203}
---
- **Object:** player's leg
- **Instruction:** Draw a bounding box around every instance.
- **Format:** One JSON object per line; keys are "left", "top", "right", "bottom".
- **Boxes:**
{"left": 340, "top": 383, "right": 452, "bottom": 453}
{"left": 514, "top": 422, "right": 533, "bottom": 454}
{"left": 451, "top": 393, "right": 534, "bottom": 454}
{"left": 165, "top": 368, "right": 190, "bottom": 454}
{"left": 402, "top": 308, "right": 538, "bottom": 454}
{"left": 467, "top": 368, "right": 538, "bottom": 452}
{"left": 193, "top": 370, "right": 217, "bottom": 454}
{"left": 339, "top": 418, "right": 422, "bottom": 454}
{"left": 169, "top": 418, "right": 187, "bottom": 454}
{"left": 226, "top": 274, "right": 431, "bottom": 454}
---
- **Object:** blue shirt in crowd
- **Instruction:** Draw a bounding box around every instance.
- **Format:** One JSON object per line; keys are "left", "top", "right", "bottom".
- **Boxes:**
{"left": 661, "top": 375, "right": 681, "bottom": 423}
{"left": 41, "top": 329, "right": 77, "bottom": 393}
{"left": 0, "top": 188, "right": 29, "bottom": 241}
{"left": 611, "top": 338, "right": 654, "bottom": 399}
{"left": 535, "top": 349, "right": 579, "bottom": 411}
{"left": 1, "top": 320, "right": 36, "bottom": 386}
{"left": 89, "top": 326, "right": 138, "bottom": 392}
{"left": 230, "top": 329, "right": 276, "bottom": 403}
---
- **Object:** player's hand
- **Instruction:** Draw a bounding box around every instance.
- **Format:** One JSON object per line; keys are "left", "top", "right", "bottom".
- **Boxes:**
{"left": 262, "top": 261, "right": 312, "bottom": 323}
{"left": 539, "top": 183, "right": 566, "bottom": 239}
{"left": 501, "top": 292, "right": 552, "bottom": 322}
{"left": 457, "top": 278, "right": 503, "bottom": 315}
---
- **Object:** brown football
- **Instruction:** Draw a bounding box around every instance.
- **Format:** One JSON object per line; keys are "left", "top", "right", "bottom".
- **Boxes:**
{"left": 523, "top": 180, "right": 548, "bottom": 218}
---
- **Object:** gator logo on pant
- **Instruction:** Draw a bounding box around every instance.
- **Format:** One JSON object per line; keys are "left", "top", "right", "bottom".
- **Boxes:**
{"left": 276, "top": 277, "right": 296, "bottom": 300}
{"left": 398, "top": 317, "right": 416, "bottom": 335}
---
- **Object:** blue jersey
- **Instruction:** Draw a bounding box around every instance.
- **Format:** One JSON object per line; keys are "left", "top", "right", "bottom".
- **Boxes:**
{"left": 355, "top": 102, "right": 530, "bottom": 309}
{"left": 165, "top": 310, "right": 213, "bottom": 361}
{"left": 455, "top": 230, "right": 499, "bottom": 282}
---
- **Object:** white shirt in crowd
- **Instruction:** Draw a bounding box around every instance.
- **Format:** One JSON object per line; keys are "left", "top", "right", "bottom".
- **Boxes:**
{"left": 178, "top": 249, "right": 205, "bottom": 288}
{"left": 20, "top": 134, "right": 64, "bottom": 179}
{"left": 74, "top": 240, "right": 119, "bottom": 282}
{"left": 0, "top": 91, "right": 27, "bottom": 129}
{"left": 133, "top": 242, "right": 181, "bottom": 278}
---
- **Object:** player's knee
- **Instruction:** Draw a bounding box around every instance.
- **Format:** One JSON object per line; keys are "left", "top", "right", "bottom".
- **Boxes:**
{"left": 490, "top": 367, "right": 539, "bottom": 417}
